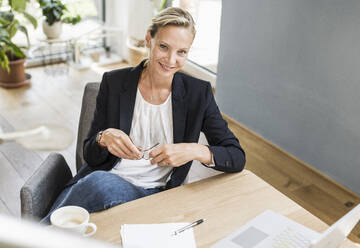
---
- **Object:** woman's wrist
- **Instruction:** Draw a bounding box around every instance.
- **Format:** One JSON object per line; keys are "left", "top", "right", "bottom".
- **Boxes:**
{"left": 97, "top": 129, "right": 108, "bottom": 148}
{"left": 191, "top": 143, "right": 212, "bottom": 165}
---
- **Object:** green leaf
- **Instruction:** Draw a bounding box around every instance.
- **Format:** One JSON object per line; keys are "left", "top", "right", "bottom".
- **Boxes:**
{"left": 0, "top": 36, "right": 12, "bottom": 45}
{"left": 53, "top": 8, "right": 61, "bottom": 20}
{"left": 0, "top": 17, "right": 9, "bottom": 26}
{"left": 0, "top": 11, "right": 14, "bottom": 23}
{"left": 0, "top": 28, "right": 9, "bottom": 38}
{"left": 159, "top": 0, "right": 167, "bottom": 11}
{"left": 38, "top": 0, "right": 46, "bottom": 7}
{"left": 0, "top": 49, "right": 10, "bottom": 72}
{"left": 0, "top": 37, "right": 25, "bottom": 60}
{"left": 10, "top": 0, "right": 27, "bottom": 11}
{"left": 17, "top": 24, "right": 29, "bottom": 47}
{"left": 8, "top": 19, "right": 19, "bottom": 38}
{"left": 8, "top": 42, "right": 25, "bottom": 58}
{"left": 62, "top": 15, "right": 81, "bottom": 25}
{"left": 21, "top": 11, "right": 37, "bottom": 29}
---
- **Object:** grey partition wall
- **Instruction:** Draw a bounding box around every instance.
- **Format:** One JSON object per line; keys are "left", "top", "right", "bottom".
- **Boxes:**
{"left": 216, "top": 0, "right": 360, "bottom": 193}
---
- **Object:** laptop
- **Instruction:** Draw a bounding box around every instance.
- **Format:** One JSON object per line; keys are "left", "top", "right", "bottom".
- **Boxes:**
{"left": 211, "top": 204, "right": 360, "bottom": 248}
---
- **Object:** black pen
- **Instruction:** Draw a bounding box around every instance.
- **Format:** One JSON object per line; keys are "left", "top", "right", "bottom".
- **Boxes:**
{"left": 172, "top": 219, "right": 205, "bottom": 236}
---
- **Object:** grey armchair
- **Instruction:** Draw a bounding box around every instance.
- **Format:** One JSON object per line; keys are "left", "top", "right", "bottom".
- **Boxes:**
{"left": 20, "top": 82, "right": 100, "bottom": 220}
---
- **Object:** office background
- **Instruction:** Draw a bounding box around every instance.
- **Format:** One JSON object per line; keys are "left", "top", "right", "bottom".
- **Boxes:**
{"left": 217, "top": 0, "right": 360, "bottom": 194}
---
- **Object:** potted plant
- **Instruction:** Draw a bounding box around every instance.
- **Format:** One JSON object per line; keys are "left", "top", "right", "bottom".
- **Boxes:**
{"left": 0, "top": 0, "right": 37, "bottom": 88}
{"left": 38, "top": 0, "right": 81, "bottom": 40}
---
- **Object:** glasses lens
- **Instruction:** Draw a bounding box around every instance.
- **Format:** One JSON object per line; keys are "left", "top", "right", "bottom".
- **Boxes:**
{"left": 143, "top": 151, "right": 150, "bottom": 160}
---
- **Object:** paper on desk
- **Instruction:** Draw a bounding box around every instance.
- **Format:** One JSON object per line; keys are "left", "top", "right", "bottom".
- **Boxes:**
{"left": 120, "top": 223, "right": 197, "bottom": 248}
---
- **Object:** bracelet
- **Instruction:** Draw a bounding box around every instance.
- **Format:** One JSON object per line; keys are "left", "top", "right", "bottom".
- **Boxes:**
{"left": 95, "top": 130, "right": 104, "bottom": 145}
{"left": 204, "top": 145, "right": 215, "bottom": 167}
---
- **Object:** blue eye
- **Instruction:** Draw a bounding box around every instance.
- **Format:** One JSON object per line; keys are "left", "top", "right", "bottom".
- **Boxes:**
{"left": 160, "top": 44, "right": 167, "bottom": 49}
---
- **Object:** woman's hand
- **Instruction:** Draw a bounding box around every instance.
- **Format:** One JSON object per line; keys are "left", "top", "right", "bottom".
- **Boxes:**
{"left": 149, "top": 143, "right": 212, "bottom": 167}
{"left": 99, "top": 128, "right": 141, "bottom": 159}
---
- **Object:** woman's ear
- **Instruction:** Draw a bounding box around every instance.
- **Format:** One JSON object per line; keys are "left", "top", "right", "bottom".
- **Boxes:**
{"left": 145, "top": 31, "right": 151, "bottom": 48}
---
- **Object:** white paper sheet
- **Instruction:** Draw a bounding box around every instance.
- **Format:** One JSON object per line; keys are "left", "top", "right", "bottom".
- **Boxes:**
{"left": 120, "top": 223, "right": 197, "bottom": 248}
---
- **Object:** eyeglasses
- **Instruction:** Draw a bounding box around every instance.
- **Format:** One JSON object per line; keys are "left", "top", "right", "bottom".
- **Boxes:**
{"left": 138, "top": 142, "right": 160, "bottom": 160}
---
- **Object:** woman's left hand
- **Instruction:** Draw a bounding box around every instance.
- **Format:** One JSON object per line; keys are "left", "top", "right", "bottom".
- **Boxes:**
{"left": 149, "top": 143, "right": 212, "bottom": 167}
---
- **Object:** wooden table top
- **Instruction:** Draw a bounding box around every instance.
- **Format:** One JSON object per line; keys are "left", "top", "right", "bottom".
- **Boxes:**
{"left": 90, "top": 170, "right": 359, "bottom": 247}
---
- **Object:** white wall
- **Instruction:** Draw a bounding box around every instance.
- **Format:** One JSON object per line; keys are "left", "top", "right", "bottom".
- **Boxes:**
{"left": 105, "top": 0, "right": 129, "bottom": 59}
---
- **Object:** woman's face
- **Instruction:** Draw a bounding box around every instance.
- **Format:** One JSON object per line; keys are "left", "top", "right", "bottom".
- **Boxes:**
{"left": 146, "top": 25, "right": 194, "bottom": 77}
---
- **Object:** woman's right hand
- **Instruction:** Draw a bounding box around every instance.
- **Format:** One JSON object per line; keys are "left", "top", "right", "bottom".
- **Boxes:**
{"left": 99, "top": 128, "right": 141, "bottom": 160}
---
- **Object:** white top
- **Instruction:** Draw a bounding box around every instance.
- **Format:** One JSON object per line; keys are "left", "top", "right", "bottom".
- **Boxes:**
{"left": 110, "top": 88, "right": 174, "bottom": 189}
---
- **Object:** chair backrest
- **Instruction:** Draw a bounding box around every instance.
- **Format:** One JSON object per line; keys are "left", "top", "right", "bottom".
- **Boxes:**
{"left": 76, "top": 82, "right": 100, "bottom": 171}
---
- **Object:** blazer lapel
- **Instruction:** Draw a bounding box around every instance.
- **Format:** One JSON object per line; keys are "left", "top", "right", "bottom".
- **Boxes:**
{"left": 118, "top": 63, "right": 187, "bottom": 142}
{"left": 172, "top": 73, "right": 187, "bottom": 143}
{"left": 119, "top": 62, "right": 143, "bottom": 135}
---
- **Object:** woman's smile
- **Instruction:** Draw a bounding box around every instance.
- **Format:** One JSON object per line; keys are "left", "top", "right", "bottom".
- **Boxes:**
{"left": 146, "top": 25, "right": 194, "bottom": 78}
{"left": 159, "top": 62, "right": 176, "bottom": 71}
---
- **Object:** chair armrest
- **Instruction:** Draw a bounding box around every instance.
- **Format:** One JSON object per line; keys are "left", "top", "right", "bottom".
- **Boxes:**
{"left": 20, "top": 153, "right": 72, "bottom": 221}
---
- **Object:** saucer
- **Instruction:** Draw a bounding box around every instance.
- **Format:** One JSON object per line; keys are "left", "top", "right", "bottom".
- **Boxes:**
{"left": 0, "top": 73, "right": 31, "bottom": 88}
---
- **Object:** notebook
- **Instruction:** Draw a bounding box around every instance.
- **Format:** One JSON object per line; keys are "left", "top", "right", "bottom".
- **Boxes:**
{"left": 211, "top": 204, "right": 360, "bottom": 248}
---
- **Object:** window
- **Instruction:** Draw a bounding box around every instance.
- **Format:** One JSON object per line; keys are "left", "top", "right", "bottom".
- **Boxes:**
{"left": 171, "top": 0, "right": 222, "bottom": 74}
{"left": 20, "top": 0, "right": 106, "bottom": 67}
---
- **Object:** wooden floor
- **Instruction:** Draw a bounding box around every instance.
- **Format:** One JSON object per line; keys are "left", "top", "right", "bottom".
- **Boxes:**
{"left": 0, "top": 63, "right": 103, "bottom": 217}
{"left": 0, "top": 62, "right": 359, "bottom": 243}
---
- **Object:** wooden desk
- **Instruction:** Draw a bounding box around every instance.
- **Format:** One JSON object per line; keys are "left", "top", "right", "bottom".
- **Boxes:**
{"left": 90, "top": 170, "right": 359, "bottom": 247}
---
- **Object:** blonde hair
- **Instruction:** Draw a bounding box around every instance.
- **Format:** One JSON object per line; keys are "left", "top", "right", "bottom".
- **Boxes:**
{"left": 148, "top": 7, "right": 196, "bottom": 38}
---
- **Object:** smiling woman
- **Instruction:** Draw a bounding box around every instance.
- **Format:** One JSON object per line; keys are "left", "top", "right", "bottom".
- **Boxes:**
{"left": 40, "top": 7, "right": 246, "bottom": 224}
{"left": 140, "top": 25, "right": 194, "bottom": 104}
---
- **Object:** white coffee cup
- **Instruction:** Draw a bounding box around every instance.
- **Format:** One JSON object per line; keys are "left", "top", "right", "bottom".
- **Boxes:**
{"left": 50, "top": 206, "right": 97, "bottom": 237}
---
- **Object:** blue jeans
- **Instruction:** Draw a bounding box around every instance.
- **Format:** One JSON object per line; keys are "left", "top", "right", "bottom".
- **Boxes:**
{"left": 41, "top": 171, "right": 162, "bottom": 224}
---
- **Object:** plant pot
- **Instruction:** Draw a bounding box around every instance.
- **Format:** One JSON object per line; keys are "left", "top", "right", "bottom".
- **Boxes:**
{"left": 126, "top": 37, "right": 148, "bottom": 66}
{"left": 42, "top": 21, "right": 62, "bottom": 39}
{"left": 0, "top": 59, "right": 31, "bottom": 88}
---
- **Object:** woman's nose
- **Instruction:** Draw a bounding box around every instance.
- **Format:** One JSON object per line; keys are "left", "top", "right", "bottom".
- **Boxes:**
{"left": 167, "top": 52, "right": 176, "bottom": 64}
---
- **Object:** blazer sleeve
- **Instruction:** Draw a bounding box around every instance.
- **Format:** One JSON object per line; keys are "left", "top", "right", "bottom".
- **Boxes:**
{"left": 83, "top": 72, "right": 112, "bottom": 167}
{"left": 201, "top": 83, "right": 246, "bottom": 172}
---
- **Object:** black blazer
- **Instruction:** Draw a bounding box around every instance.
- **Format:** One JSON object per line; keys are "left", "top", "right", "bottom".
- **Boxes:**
{"left": 68, "top": 61, "right": 245, "bottom": 189}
